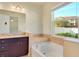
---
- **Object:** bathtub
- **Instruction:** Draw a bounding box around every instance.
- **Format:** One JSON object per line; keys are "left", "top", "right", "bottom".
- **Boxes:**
{"left": 32, "top": 41, "right": 63, "bottom": 57}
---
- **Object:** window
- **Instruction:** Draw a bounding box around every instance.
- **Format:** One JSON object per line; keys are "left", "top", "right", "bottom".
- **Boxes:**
{"left": 52, "top": 2, "right": 79, "bottom": 39}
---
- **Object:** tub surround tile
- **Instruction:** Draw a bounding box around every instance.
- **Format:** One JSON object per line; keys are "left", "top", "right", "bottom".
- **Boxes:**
{"left": 31, "top": 35, "right": 48, "bottom": 42}
{"left": 49, "top": 36, "right": 64, "bottom": 46}
{"left": 31, "top": 34, "right": 64, "bottom": 46}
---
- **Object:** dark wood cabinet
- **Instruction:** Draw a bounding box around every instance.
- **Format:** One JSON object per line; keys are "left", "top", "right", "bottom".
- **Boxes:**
{"left": 0, "top": 37, "right": 29, "bottom": 57}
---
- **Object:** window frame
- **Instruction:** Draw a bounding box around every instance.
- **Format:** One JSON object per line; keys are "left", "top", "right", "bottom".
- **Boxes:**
{"left": 51, "top": 2, "right": 79, "bottom": 39}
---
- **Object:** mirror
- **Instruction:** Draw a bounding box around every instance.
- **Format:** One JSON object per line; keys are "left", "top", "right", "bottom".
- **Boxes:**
{"left": 10, "top": 16, "right": 18, "bottom": 34}
{"left": 0, "top": 10, "right": 26, "bottom": 35}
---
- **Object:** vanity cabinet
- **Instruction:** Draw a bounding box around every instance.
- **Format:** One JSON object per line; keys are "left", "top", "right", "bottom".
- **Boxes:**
{"left": 0, "top": 37, "right": 29, "bottom": 57}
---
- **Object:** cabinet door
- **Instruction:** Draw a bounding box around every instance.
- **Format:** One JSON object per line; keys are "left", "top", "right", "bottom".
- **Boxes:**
{"left": 6, "top": 37, "right": 29, "bottom": 57}
{"left": 16, "top": 37, "right": 29, "bottom": 56}
{"left": 0, "top": 38, "right": 19, "bottom": 57}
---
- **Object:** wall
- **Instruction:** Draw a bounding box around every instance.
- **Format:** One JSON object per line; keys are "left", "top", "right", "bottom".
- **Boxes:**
{"left": 42, "top": 2, "right": 66, "bottom": 35}
{"left": 0, "top": 3, "right": 43, "bottom": 34}
{"left": 25, "top": 8, "right": 42, "bottom": 34}
{"left": 42, "top": 3, "right": 62, "bottom": 34}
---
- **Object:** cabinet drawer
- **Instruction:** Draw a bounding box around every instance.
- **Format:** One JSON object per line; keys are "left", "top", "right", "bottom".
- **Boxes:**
{"left": 0, "top": 40, "right": 5, "bottom": 43}
{"left": 0, "top": 39, "right": 18, "bottom": 44}
{"left": 0, "top": 51, "right": 9, "bottom": 57}
{"left": 0, "top": 42, "right": 9, "bottom": 51}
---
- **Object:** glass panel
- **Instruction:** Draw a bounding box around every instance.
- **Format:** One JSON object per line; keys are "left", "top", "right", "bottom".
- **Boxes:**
{"left": 10, "top": 16, "right": 18, "bottom": 34}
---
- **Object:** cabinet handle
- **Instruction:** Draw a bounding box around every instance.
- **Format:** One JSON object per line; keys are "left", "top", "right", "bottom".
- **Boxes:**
{"left": 1, "top": 46, "right": 5, "bottom": 48}
{"left": 1, "top": 41, "right": 5, "bottom": 43}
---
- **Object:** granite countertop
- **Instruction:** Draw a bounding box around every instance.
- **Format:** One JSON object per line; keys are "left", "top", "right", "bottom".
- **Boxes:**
{"left": 0, "top": 34, "right": 29, "bottom": 39}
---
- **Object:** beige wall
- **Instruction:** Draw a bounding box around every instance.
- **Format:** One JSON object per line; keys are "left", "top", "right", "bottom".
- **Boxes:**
{"left": 42, "top": 2, "right": 63, "bottom": 34}
{"left": 25, "top": 8, "right": 42, "bottom": 34}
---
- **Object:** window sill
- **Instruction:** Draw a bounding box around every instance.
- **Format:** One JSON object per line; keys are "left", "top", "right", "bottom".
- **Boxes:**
{"left": 52, "top": 35, "right": 79, "bottom": 43}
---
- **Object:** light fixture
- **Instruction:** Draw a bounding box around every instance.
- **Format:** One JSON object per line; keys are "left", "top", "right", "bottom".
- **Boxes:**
{"left": 12, "top": 5, "right": 25, "bottom": 11}
{"left": 12, "top": 6, "right": 16, "bottom": 9}
{"left": 16, "top": 5, "right": 21, "bottom": 10}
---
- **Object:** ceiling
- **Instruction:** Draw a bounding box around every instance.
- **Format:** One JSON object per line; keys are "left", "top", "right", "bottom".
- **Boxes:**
{"left": 0, "top": 2, "right": 62, "bottom": 7}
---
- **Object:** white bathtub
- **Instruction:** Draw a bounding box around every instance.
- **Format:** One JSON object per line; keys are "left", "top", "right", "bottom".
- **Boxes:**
{"left": 32, "top": 41, "right": 63, "bottom": 57}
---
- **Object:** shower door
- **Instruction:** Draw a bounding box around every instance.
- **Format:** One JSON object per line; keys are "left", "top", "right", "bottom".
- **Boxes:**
{"left": 10, "top": 16, "right": 18, "bottom": 34}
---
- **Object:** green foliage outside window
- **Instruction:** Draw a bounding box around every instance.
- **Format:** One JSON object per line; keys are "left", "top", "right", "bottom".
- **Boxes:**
{"left": 56, "top": 32, "right": 78, "bottom": 38}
